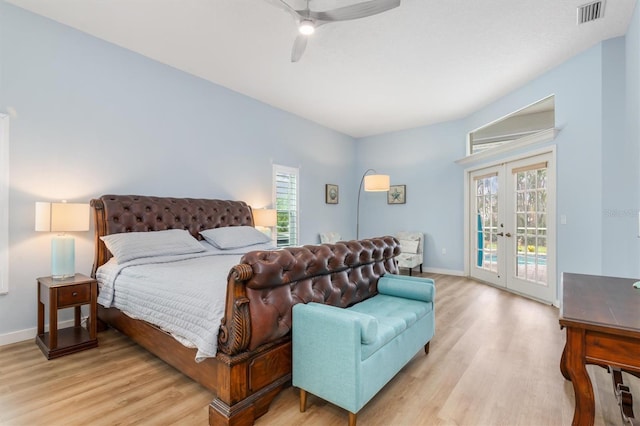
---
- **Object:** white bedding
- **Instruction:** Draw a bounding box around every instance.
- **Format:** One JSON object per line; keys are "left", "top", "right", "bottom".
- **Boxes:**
{"left": 96, "top": 241, "right": 275, "bottom": 361}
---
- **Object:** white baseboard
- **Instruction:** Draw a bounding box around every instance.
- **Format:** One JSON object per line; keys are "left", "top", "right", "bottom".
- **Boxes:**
{"left": 399, "top": 266, "right": 465, "bottom": 277}
{"left": 421, "top": 267, "right": 465, "bottom": 276}
{"left": 0, "top": 319, "right": 75, "bottom": 347}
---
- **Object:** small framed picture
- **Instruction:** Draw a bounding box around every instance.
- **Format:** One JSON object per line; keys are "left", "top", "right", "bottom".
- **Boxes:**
{"left": 325, "top": 184, "right": 339, "bottom": 204}
{"left": 388, "top": 185, "right": 406, "bottom": 204}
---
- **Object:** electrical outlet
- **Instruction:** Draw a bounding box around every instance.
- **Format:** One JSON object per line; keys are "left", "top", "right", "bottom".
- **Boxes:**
{"left": 442, "top": 248, "right": 446, "bottom": 255}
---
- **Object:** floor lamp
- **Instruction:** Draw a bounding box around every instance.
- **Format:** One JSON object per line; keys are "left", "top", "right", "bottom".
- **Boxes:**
{"left": 356, "top": 169, "right": 390, "bottom": 239}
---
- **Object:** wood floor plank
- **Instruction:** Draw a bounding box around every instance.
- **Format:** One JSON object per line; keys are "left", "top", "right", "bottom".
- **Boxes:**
{"left": 0, "top": 273, "right": 637, "bottom": 425}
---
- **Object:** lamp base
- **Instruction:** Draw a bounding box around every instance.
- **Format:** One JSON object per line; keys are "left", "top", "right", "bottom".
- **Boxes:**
{"left": 51, "top": 235, "right": 75, "bottom": 279}
{"left": 51, "top": 273, "right": 76, "bottom": 280}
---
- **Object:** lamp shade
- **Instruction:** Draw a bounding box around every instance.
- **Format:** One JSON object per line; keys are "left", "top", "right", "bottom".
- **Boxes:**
{"left": 35, "top": 201, "right": 89, "bottom": 279}
{"left": 363, "top": 174, "right": 390, "bottom": 192}
{"left": 253, "top": 208, "right": 277, "bottom": 227}
{"left": 35, "top": 202, "right": 90, "bottom": 232}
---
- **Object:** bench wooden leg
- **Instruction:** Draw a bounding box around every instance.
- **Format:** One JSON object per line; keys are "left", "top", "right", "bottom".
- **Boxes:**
{"left": 424, "top": 341, "right": 430, "bottom": 355}
{"left": 348, "top": 411, "right": 357, "bottom": 426}
{"left": 300, "top": 389, "right": 307, "bottom": 413}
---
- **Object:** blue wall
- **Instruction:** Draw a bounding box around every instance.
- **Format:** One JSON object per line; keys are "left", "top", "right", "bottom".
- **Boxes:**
{"left": 464, "top": 43, "right": 606, "bottom": 282}
{"left": 357, "top": 13, "right": 640, "bottom": 285}
{"left": 628, "top": 0, "right": 640, "bottom": 263}
{"left": 602, "top": 36, "right": 638, "bottom": 276}
{"left": 1, "top": 0, "right": 639, "bottom": 339}
{"left": 0, "top": 2, "right": 357, "bottom": 337}
{"left": 355, "top": 121, "right": 465, "bottom": 273}
{"left": 357, "top": 44, "right": 608, "bottom": 281}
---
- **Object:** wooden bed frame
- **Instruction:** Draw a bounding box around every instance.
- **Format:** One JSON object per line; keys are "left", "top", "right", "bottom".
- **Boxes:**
{"left": 91, "top": 195, "right": 400, "bottom": 425}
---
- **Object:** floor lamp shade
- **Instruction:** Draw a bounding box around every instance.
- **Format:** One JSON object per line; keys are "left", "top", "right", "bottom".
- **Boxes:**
{"left": 35, "top": 202, "right": 90, "bottom": 279}
{"left": 357, "top": 170, "right": 391, "bottom": 239}
{"left": 363, "top": 174, "right": 390, "bottom": 192}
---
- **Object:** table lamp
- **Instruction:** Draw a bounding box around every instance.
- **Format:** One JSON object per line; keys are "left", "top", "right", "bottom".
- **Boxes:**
{"left": 253, "top": 208, "right": 277, "bottom": 227}
{"left": 253, "top": 208, "right": 277, "bottom": 239}
{"left": 35, "top": 201, "right": 90, "bottom": 279}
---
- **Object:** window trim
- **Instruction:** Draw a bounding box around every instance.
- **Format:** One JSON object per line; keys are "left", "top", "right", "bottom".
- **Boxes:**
{"left": 272, "top": 164, "right": 299, "bottom": 248}
{"left": 460, "top": 95, "right": 557, "bottom": 165}
{"left": 456, "top": 128, "right": 559, "bottom": 166}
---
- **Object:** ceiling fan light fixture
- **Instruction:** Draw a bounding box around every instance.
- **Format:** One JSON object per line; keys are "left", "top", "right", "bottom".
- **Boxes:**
{"left": 298, "top": 20, "right": 315, "bottom": 35}
{"left": 275, "top": 0, "right": 401, "bottom": 61}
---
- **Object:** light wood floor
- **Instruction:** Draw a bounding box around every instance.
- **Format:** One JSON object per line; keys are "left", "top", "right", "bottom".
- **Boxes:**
{"left": 1, "top": 274, "right": 637, "bottom": 425}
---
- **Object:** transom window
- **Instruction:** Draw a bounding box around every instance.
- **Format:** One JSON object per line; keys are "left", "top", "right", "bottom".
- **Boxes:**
{"left": 469, "top": 96, "right": 555, "bottom": 155}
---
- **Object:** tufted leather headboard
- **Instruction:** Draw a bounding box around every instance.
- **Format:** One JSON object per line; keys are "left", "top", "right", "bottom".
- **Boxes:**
{"left": 90, "top": 194, "right": 254, "bottom": 276}
{"left": 232, "top": 237, "right": 400, "bottom": 351}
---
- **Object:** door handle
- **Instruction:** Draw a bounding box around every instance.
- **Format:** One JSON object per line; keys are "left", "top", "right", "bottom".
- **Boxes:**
{"left": 497, "top": 232, "right": 512, "bottom": 237}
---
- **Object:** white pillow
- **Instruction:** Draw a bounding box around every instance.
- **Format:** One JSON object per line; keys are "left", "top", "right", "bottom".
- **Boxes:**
{"left": 399, "top": 239, "right": 420, "bottom": 254}
{"left": 199, "top": 226, "right": 271, "bottom": 250}
{"left": 199, "top": 239, "right": 276, "bottom": 254}
{"left": 101, "top": 229, "right": 205, "bottom": 263}
{"left": 319, "top": 232, "right": 341, "bottom": 244}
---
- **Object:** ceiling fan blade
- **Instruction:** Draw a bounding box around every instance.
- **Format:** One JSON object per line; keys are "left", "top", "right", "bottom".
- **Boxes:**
{"left": 309, "top": 0, "right": 400, "bottom": 22}
{"left": 291, "top": 35, "right": 308, "bottom": 62}
{"left": 265, "top": 0, "right": 302, "bottom": 19}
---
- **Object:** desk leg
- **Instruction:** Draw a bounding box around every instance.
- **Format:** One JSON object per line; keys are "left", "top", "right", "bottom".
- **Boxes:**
{"left": 565, "top": 327, "right": 595, "bottom": 426}
{"left": 560, "top": 340, "right": 570, "bottom": 381}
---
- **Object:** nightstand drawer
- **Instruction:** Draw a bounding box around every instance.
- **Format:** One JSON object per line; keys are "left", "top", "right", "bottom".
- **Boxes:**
{"left": 57, "top": 284, "right": 90, "bottom": 307}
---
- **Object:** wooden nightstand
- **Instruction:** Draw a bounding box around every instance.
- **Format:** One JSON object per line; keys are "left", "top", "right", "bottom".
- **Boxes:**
{"left": 36, "top": 273, "right": 98, "bottom": 359}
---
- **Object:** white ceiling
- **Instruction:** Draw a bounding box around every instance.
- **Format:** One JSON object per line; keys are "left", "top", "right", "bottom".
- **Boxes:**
{"left": 6, "top": 0, "right": 636, "bottom": 137}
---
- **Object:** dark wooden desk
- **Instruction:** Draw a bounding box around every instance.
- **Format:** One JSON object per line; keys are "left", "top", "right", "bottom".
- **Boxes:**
{"left": 559, "top": 272, "right": 640, "bottom": 426}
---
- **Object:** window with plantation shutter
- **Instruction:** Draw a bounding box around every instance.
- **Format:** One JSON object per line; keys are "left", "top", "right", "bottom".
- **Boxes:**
{"left": 273, "top": 164, "right": 298, "bottom": 248}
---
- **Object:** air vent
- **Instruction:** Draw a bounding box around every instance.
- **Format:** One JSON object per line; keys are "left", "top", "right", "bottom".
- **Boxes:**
{"left": 577, "top": 1, "right": 605, "bottom": 24}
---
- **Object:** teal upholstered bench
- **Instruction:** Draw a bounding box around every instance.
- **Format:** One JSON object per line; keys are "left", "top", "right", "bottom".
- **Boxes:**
{"left": 292, "top": 274, "right": 435, "bottom": 425}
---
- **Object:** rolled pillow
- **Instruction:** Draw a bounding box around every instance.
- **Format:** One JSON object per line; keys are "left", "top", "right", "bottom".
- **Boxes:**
{"left": 378, "top": 275, "right": 435, "bottom": 302}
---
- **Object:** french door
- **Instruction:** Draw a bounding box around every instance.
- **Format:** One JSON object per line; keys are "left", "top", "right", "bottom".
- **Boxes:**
{"left": 469, "top": 152, "right": 556, "bottom": 304}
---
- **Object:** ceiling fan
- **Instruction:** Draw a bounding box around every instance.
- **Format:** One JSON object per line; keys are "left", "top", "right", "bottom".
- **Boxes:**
{"left": 268, "top": 0, "right": 401, "bottom": 62}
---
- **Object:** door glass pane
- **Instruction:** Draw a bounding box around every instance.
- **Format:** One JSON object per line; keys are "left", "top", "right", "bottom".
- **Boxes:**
{"left": 475, "top": 176, "right": 499, "bottom": 273}
{"left": 514, "top": 167, "right": 547, "bottom": 285}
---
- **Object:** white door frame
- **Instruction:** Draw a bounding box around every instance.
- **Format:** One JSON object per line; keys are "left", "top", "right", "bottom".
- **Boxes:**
{"left": 463, "top": 145, "right": 557, "bottom": 305}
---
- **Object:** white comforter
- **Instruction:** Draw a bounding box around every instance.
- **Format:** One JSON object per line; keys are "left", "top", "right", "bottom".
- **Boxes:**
{"left": 96, "top": 242, "right": 274, "bottom": 361}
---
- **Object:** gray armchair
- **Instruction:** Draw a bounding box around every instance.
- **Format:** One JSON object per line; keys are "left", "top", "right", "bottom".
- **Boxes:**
{"left": 319, "top": 232, "right": 341, "bottom": 244}
{"left": 395, "top": 231, "right": 424, "bottom": 276}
